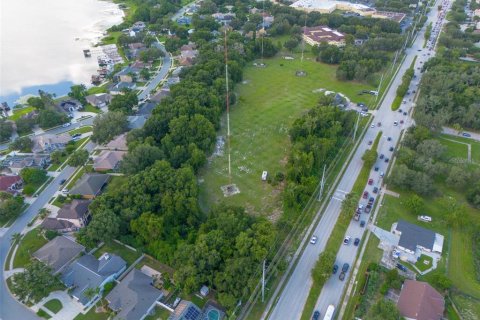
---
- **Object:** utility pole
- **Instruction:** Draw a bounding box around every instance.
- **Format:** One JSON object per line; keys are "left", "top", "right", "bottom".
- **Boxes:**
{"left": 262, "top": 260, "right": 266, "bottom": 302}
{"left": 318, "top": 165, "right": 327, "bottom": 201}
{"left": 224, "top": 26, "right": 232, "bottom": 182}
{"left": 375, "top": 72, "right": 384, "bottom": 105}
{"left": 301, "top": 14, "right": 307, "bottom": 63}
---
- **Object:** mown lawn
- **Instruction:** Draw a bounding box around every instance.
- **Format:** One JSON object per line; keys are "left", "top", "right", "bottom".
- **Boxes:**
{"left": 74, "top": 303, "right": 108, "bottom": 320}
{"left": 44, "top": 299, "right": 62, "bottom": 314}
{"left": 439, "top": 134, "right": 480, "bottom": 164}
{"left": 13, "top": 228, "right": 48, "bottom": 268}
{"left": 94, "top": 241, "right": 141, "bottom": 267}
{"left": 415, "top": 254, "right": 433, "bottom": 272}
{"left": 9, "top": 106, "right": 35, "bottom": 121}
{"left": 144, "top": 306, "right": 171, "bottom": 320}
{"left": 68, "top": 126, "right": 93, "bottom": 136}
{"left": 438, "top": 136, "right": 469, "bottom": 159}
{"left": 198, "top": 49, "right": 374, "bottom": 218}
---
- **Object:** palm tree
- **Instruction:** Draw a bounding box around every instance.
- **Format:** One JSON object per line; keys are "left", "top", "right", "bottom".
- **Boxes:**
{"left": 11, "top": 232, "right": 22, "bottom": 244}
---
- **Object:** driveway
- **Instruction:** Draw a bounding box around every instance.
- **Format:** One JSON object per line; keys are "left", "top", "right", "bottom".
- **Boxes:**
{"left": 33, "top": 291, "right": 83, "bottom": 320}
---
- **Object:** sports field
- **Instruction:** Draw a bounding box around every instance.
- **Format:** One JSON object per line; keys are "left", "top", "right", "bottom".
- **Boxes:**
{"left": 198, "top": 49, "right": 374, "bottom": 219}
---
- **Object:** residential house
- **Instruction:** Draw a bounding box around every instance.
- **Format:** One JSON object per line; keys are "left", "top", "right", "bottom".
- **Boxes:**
{"left": 177, "top": 16, "right": 192, "bottom": 25}
{"left": 303, "top": 26, "right": 346, "bottom": 46}
{"left": 106, "top": 269, "right": 163, "bottom": 320}
{"left": 132, "top": 21, "right": 146, "bottom": 33}
{"left": 86, "top": 93, "right": 112, "bottom": 108}
{"left": 397, "top": 280, "right": 445, "bottom": 320}
{"left": 127, "top": 115, "right": 147, "bottom": 130}
{"left": 0, "top": 175, "right": 22, "bottom": 193}
{"left": 109, "top": 82, "right": 137, "bottom": 95}
{"left": 3, "top": 155, "right": 50, "bottom": 174}
{"left": 114, "top": 66, "right": 139, "bottom": 83}
{"left": 31, "top": 133, "right": 71, "bottom": 153}
{"left": 93, "top": 150, "right": 126, "bottom": 171}
{"left": 69, "top": 173, "right": 110, "bottom": 199}
{"left": 56, "top": 199, "right": 92, "bottom": 228}
{"left": 212, "top": 12, "right": 236, "bottom": 25}
{"left": 61, "top": 253, "right": 126, "bottom": 306}
{"left": 179, "top": 43, "right": 199, "bottom": 66}
{"left": 169, "top": 300, "right": 202, "bottom": 320}
{"left": 40, "top": 218, "right": 76, "bottom": 233}
{"left": 105, "top": 133, "right": 128, "bottom": 151}
{"left": 150, "top": 88, "right": 170, "bottom": 103}
{"left": 32, "top": 236, "right": 85, "bottom": 274}
{"left": 130, "top": 60, "right": 151, "bottom": 71}
{"left": 392, "top": 220, "right": 444, "bottom": 256}
{"left": 127, "top": 43, "right": 147, "bottom": 60}
{"left": 57, "top": 99, "right": 83, "bottom": 113}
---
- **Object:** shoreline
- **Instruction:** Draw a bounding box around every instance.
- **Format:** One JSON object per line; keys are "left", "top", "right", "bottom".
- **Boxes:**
{"left": 0, "top": 0, "right": 126, "bottom": 106}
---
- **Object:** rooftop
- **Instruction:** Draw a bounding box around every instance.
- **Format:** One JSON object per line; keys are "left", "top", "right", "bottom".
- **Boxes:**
{"left": 396, "top": 220, "right": 437, "bottom": 252}
{"left": 32, "top": 236, "right": 85, "bottom": 274}
{"left": 397, "top": 280, "right": 445, "bottom": 320}
{"left": 57, "top": 199, "right": 92, "bottom": 220}
{"left": 69, "top": 173, "right": 110, "bottom": 196}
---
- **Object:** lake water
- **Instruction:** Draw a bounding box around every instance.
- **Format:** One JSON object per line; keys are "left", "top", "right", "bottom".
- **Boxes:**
{"left": 0, "top": 0, "right": 124, "bottom": 105}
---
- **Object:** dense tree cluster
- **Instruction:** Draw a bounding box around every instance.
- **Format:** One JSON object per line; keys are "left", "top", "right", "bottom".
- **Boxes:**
{"left": 284, "top": 102, "right": 356, "bottom": 215}
{"left": 108, "top": 90, "right": 139, "bottom": 114}
{"left": 0, "top": 192, "right": 24, "bottom": 220}
{"left": 91, "top": 111, "right": 128, "bottom": 145}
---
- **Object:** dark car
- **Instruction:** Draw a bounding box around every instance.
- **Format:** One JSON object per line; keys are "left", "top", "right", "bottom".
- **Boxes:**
{"left": 387, "top": 137, "right": 392, "bottom": 141}
{"left": 373, "top": 186, "right": 379, "bottom": 194}
{"left": 385, "top": 158, "right": 389, "bottom": 163}
{"left": 374, "top": 166, "right": 379, "bottom": 172}
{"left": 365, "top": 205, "right": 372, "bottom": 213}
{"left": 463, "top": 132, "right": 471, "bottom": 137}
{"left": 59, "top": 179, "right": 66, "bottom": 185}
{"left": 369, "top": 196, "right": 374, "bottom": 203}
{"left": 400, "top": 120, "right": 404, "bottom": 124}
{"left": 389, "top": 147, "right": 394, "bottom": 152}
{"left": 360, "top": 220, "right": 366, "bottom": 227}
{"left": 398, "top": 109, "right": 402, "bottom": 113}
{"left": 368, "top": 140, "right": 373, "bottom": 145}
{"left": 368, "top": 178, "right": 373, "bottom": 185}
{"left": 312, "top": 311, "right": 321, "bottom": 320}
{"left": 342, "top": 263, "right": 350, "bottom": 273}
{"left": 379, "top": 154, "right": 384, "bottom": 159}
{"left": 403, "top": 112, "right": 407, "bottom": 116}
{"left": 72, "top": 133, "right": 81, "bottom": 138}
{"left": 363, "top": 191, "right": 369, "bottom": 199}
{"left": 354, "top": 238, "right": 360, "bottom": 246}
{"left": 396, "top": 263, "right": 407, "bottom": 272}
{"left": 333, "top": 264, "right": 339, "bottom": 274}
{"left": 377, "top": 122, "right": 381, "bottom": 127}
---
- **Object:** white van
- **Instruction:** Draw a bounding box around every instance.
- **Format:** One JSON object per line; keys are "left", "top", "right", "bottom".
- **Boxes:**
{"left": 419, "top": 215, "right": 432, "bottom": 222}
{"left": 261, "top": 171, "right": 268, "bottom": 181}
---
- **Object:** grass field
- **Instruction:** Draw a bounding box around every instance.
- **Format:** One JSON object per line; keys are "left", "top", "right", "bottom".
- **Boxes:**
{"left": 198, "top": 50, "right": 374, "bottom": 218}
{"left": 9, "top": 106, "right": 35, "bottom": 121}
{"left": 439, "top": 134, "right": 480, "bottom": 163}
{"left": 68, "top": 126, "right": 92, "bottom": 136}
{"left": 94, "top": 241, "right": 141, "bottom": 267}
{"left": 439, "top": 137, "right": 469, "bottom": 159}
{"left": 415, "top": 254, "right": 433, "bottom": 272}
{"left": 43, "top": 299, "right": 62, "bottom": 314}
{"left": 74, "top": 302, "right": 108, "bottom": 320}
{"left": 13, "top": 228, "right": 48, "bottom": 268}
{"left": 145, "top": 306, "right": 171, "bottom": 320}
{"left": 36, "top": 309, "right": 51, "bottom": 319}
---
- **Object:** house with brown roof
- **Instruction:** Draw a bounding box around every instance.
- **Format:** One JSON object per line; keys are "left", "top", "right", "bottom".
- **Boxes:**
{"left": 105, "top": 133, "right": 128, "bottom": 151}
{"left": 0, "top": 175, "right": 22, "bottom": 194}
{"left": 31, "top": 133, "right": 71, "bottom": 153}
{"left": 397, "top": 280, "right": 445, "bottom": 320}
{"left": 93, "top": 150, "right": 126, "bottom": 171}
{"left": 303, "top": 26, "right": 346, "bottom": 46}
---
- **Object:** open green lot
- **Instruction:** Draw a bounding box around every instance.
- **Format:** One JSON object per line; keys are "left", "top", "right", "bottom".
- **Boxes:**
{"left": 439, "top": 134, "right": 480, "bottom": 164}
{"left": 439, "top": 136, "right": 469, "bottom": 160}
{"left": 74, "top": 302, "right": 108, "bottom": 320}
{"left": 43, "top": 299, "right": 62, "bottom": 314}
{"left": 198, "top": 50, "right": 374, "bottom": 218}
{"left": 13, "top": 228, "right": 48, "bottom": 268}
{"left": 94, "top": 241, "right": 141, "bottom": 267}
{"left": 36, "top": 309, "right": 51, "bottom": 319}
{"left": 145, "top": 306, "right": 171, "bottom": 320}
{"left": 414, "top": 254, "right": 433, "bottom": 272}
{"left": 8, "top": 106, "right": 35, "bottom": 121}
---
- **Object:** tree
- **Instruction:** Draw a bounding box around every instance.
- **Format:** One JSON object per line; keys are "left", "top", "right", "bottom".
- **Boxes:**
{"left": 68, "top": 84, "right": 87, "bottom": 104}
{"left": 430, "top": 273, "right": 452, "bottom": 291}
{"left": 11, "top": 232, "right": 22, "bottom": 244}
{"left": 68, "top": 149, "right": 89, "bottom": 167}
{"left": 27, "top": 96, "right": 45, "bottom": 110}
{"left": 20, "top": 168, "right": 47, "bottom": 185}
{"left": 10, "top": 136, "right": 33, "bottom": 152}
{"left": 416, "top": 139, "right": 446, "bottom": 160}
{"left": 362, "top": 149, "right": 378, "bottom": 168}
{"left": 0, "top": 192, "right": 24, "bottom": 220}
{"left": 50, "top": 150, "right": 65, "bottom": 164}
{"left": 284, "top": 37, "right": 300, "bottom": 51}
{"left": 0, "top": 120, "right": 13, "bottom": 141}
{"left": 446, "top": 166, "right": 470, "bottom": 190}
{"left": 366, "top": 299, "right": 401, "bottom": 320}
{"left": 11, "top": 260, "right": 62, "bottom": 303}
{"left": 311, "top": 251, "right": 335, "bottom": 285}
{"left": 139, "top": 47, "right": 164, "bottom": 63}
{"left": 439, "top": 196, "right": 468, "bottom": 228}
{"left": 108, "top": 90, "right": 138, "bottom": 114}
{"left": 140, "top": 68, "right": 151, "bottom": 81}
{"left": 79, "top": 209, "right": 120, "bottom": 246}
{"left": 82, "top": 287, "right": 98, "bottom": 301}
{"left": 120, "top": 144, "right": 164, "bottom": 174}
{"left": 37, "top": 110, "right": 68, "bottom": 129}
{"left": 91, "top": 111, "right": 128, "bottom": 145}
{"left": 405, "top": 194, "right": 424, "bottom": 215}
{"left": 15, "top": 117, "right": 36, "bottom": 135}
{"left": 342, "top": 192, "right": 358, "bottom": 217}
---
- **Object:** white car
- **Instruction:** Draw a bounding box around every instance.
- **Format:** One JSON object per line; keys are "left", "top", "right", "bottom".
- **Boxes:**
{"left": 371, "top": 124, "right": 375, "bottom": 128}
{"left": 419, "top": 215, "right": 432, "bottom": 222}
{"left": 310, "top": 235, "right": 318, "bottom": 245}
{"left": 61, "top": 188, "right": 69, "bottom": 195}
{"left": 343, "top": 236, "right": 351, "bottom": 245}
{"left": 62, "top": 122, "right": 71, "bottom": 128}
{"left": 394, "top": 121, "right": 398, "bottom": 126}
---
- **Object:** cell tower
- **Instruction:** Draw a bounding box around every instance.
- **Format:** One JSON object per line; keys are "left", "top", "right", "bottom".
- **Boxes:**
{"left": 296, "top": 14, "right": 308, "bottom": 77}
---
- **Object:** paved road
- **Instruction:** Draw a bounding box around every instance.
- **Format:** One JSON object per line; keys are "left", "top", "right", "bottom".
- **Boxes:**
{"left": 171, "top": 0, "right": 199, "bottom": 22}
{"left": 442, "top": 127, "right": 480, "bottom": 142}
{"left": 137, "top": 42, "right": 172, "bottom": 101}
{"left": 266, "top": 1, "right": 450, "bottom": 319}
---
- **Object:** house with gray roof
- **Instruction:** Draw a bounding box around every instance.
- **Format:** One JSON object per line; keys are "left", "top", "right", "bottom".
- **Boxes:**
{"left": 32, "top": 236, "right": 85, "bottom": 274}
{"left": 62, "top": 253, "right": 126, "bottom": 306}
{"left": 57, "top": 199, "right": 92, "bottom": 227}
{"left": 86, "top": 93, "right": 112, "bottom": 108}
{"left": 40, "top": 218, "right": 76, "bottom": 233}
{"left": 392, "top": 220, "right": 444, "bottom": 256}
{"left": 69, "top": 173, "right": 110, "bottom": 199}
{"left": 106, "top": 269, "right": 163, "bottom": 320}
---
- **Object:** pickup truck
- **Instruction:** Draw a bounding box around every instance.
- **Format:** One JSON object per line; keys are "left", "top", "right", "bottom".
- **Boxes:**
{"left": 353, "top": 213, "right": 360, "bottom": 221}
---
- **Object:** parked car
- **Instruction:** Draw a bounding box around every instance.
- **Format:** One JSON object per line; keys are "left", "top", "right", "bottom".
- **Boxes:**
{"left": 394, "top": 121, "right": 398, "bottom": 126}
{"left": 462, "top": 132, "right": 471, "bottom": 137}
{"left": 403, "top": 112, "right": 407, "bottom": 116}
{"left": 380, "top": 171, "right": 385, "bottom": 177}
{"left": 312, "top": 311, "right": 321, "bottom": 320}
{"left": 310, "top": 235, "right": 318, "bottom": 244}
{"left": 333, "top": 264, "right": 339, "bottom": 274}
{"left": 400, "top": 120, "right": 404, "bottom": 124}
{"left": 373, "top": 186, "right": 379, "bottom": 194}
{"left": 354, "top": 238, "right": 360, "bottom": 246}
{"left": 398, "top": 109, "right": 403, "bottom": 113}
{"left": 363, "top": 191, "right": 369, "bottom": 199}
{"left": 368, "top": 140, "right": 373, "bottom": 145}
{"left": 365, "top": 205, "right": 372, "bottom": 213}
{"left": 377, "top": 122, "right": 381, "bottom": 127}
{"left": 360, "top": 220, "right": 366, "bottom": 228}
{"left": 371, "top": 124, "right": 375, "bottom": 128}
{"left": 396, "top": 263, "right": 407, "bottom": 272}
{"left": 62, "top": 122, "right": 71, "bottom": 128}
{"left": 374, "top": 166, "right": 379, "bottom": 172}
{"left": 385, "top": 158, "right": 389, "bottom": 163}
{"left": 343, "top": 236, "right": 351, "bottom": 245}
{"left": 387, "top": 137, "right": 392, "bottom": 141}
{"left": 419, "top": 215, "right": 432, "bottom": 222}
{"left": 379, "top": 154, "right": 384, "bottom": 159}
{"left": 59, "top": 179, "right": 66, "bottom": 185}
{"left": 368, "top": 178, "right": 373, "bottom": 185}
{"left": 389, "top": 147, "right": 394, "bottom": 152}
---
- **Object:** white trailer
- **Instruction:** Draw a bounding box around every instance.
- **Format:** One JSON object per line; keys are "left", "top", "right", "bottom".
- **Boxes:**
{"left": 323, "top": 305, "right": 335, "bottom": 320}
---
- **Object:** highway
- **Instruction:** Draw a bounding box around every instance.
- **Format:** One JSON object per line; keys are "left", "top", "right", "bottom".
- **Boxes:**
{"left": 266, "top": 1, "right": 450, "bottom": 319}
